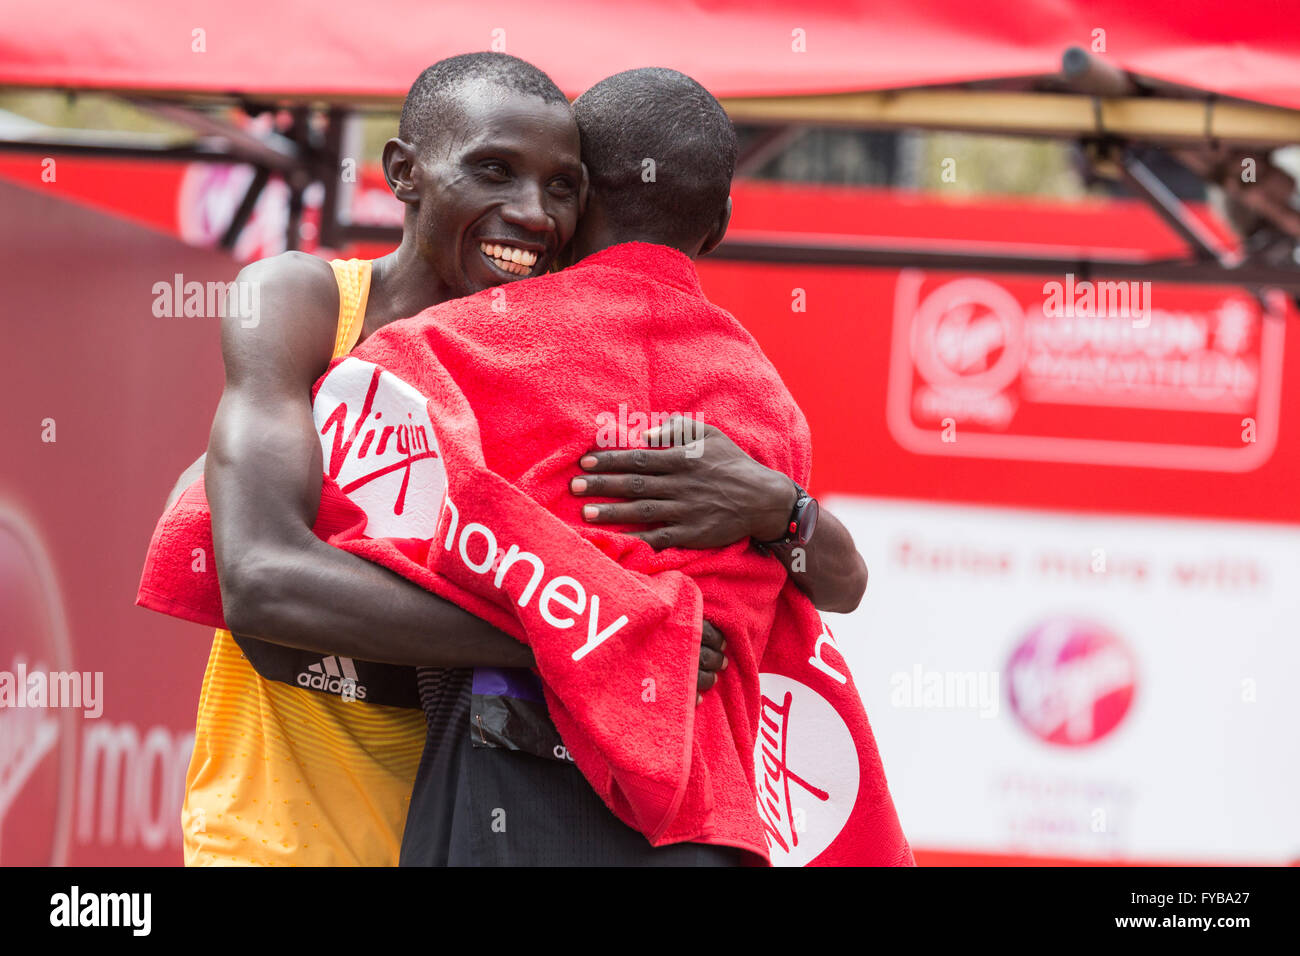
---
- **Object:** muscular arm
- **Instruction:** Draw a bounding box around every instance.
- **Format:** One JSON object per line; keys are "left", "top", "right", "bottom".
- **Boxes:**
{"left": 206, "top": 253, "right": 534, "bottom": 669}
{"left": 572, "top": 420, "right": 868, "bottom": 613}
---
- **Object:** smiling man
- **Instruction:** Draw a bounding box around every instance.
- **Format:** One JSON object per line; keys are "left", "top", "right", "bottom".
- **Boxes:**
{"left": 182, "top": 54, "right": 584, "bottom": 866}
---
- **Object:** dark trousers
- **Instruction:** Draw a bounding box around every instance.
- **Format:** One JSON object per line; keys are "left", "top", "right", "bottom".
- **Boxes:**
{"left": 401, "top": 725, "right": 749, "bottom": 866}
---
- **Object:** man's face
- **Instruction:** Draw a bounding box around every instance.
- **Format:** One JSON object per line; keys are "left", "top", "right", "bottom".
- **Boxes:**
{"left": 411, "top": 84, "right": 584, "bottom": 297}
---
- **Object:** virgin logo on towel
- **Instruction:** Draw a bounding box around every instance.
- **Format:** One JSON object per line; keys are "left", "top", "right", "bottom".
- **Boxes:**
{"left": 753, "top": 674, "right": 859, "bottom": 867}
{"left": 313, "top": 358, "right": 448, "bottom": 539}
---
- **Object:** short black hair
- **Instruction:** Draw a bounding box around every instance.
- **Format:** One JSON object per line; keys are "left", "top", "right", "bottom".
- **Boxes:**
{"left": 399, "top": 52, "right": 569, "bottom": 148}
{"left": 573, "top": 68, "right": 737, "bottom": 247}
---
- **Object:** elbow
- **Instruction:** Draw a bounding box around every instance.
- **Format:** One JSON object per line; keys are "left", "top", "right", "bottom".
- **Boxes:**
{"left": 817, "top": 555, "right": 868, "bottom": 615}
{"left": 848, "top": 556, "right": 868, "bottom": 611}
{"left": 218, "top": 549, "right": 287, "bottom": 638}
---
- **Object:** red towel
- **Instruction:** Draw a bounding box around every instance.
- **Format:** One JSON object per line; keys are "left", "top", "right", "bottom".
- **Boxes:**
{"left": 137, "top": 243, "right": 912, "bottom": 866}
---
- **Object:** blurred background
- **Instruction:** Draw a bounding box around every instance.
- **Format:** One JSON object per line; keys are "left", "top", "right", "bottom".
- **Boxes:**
{"left": 1, "top": 0, "right": 1297, "bottom": 865}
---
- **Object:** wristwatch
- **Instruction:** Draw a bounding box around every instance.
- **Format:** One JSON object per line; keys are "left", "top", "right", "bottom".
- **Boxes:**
{"left": 757, "top": 479, "right": 819, "bottom": 548}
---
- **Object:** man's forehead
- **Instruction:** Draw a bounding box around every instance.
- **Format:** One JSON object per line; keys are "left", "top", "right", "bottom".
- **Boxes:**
{"left": 444, "top": 79, "right": 576, "bottom": 142}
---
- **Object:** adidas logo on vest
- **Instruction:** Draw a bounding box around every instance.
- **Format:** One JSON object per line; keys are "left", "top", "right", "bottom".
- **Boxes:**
{"left": 296, "top": 656, "right": 368, "bottom": 701}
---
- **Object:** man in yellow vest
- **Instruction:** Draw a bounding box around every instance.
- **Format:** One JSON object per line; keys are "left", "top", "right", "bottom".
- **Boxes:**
{"left": 174, "top": 52, "right": 866, "bottom": 866}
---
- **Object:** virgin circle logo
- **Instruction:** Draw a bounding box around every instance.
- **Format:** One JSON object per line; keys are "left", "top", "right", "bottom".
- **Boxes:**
{"left": 313, "top": 358, "right": 448, "bottom": 540}
{"left": 1006, "top": 618, "right": 1137, "bottom": 746}
{"left": 911, "top": 277, "right": 1026, "bottom": 393}
{"left": 753, "top": 673, "right": 859, "bottom": 866}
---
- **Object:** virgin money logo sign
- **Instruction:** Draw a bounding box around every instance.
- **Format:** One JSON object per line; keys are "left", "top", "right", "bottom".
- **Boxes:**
{"left": 908, "top": 276, "right": 1025, "bottom": 428}
{"left": 887, "top": 271, "right": 1286, "bottom": 471}
{"left": 753, "top": 674, "right": 859, "bottom": 866}
{"left": 313, "top": 358, "right": 447, "bottom": 539}
{"left": 1006, "top": 618, "right": 1137, "bottom": 747}
{"left": 0, "top": 508, "right": 77, "bottom": 865}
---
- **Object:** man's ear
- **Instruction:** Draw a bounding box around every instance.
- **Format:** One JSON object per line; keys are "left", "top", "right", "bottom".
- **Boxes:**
{"left": 578, "top": 162, "right": 591, "bottom": 218}
{"left": 699, "top": 195, "right": 733, "bottom": 256}
{"left": 382, "top": 138, "right": 420, "bottom": 205}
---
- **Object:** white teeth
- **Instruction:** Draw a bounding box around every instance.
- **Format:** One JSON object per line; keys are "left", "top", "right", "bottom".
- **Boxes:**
{"left": 479, "top": 242, "right": 537, "bottom": 275}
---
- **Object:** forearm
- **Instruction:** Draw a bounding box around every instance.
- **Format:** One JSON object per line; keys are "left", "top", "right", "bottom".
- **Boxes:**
{"left": 222, "top": 529, "right": 534, "bottom": 668}
{"left": 770, "top": 507, "right": 867, "bottom": 613}
{"left": 573, "top": 427, "right": 868, "bottom": 611}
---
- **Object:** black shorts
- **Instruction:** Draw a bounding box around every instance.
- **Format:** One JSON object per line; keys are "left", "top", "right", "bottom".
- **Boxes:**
{"left": 399, "top": 669, "right": 751, "bottom": 867}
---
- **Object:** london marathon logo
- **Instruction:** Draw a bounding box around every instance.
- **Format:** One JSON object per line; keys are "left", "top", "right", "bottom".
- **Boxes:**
{"left": 888, "top": 271, "right": 1286, "bottom": 471}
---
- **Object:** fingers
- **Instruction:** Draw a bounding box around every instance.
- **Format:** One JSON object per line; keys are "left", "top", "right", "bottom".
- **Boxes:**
{"left": 624, "top": 526, "right": 682, "bottom": 550}
{"left": 580, "top": 499, "right": 684, "bottom": 526}
{"left": 569, "top": 472, "right": 669, "bottom": 499}
{"left": 643, "top": 415, "right": 717, "bottom": 448}
{"left": 700, "top": 620, "right": 725, "bottom": 651}
{"left": 579, "top": 446, "right": 686, "bottom": 474}
{"left": 699, "top": 643, "right": 725, "bottom": 673}
{"left": 697, "top": 668, "right": 718, "bottom": 695}
{"left": 697, "top": 618, "right": 729, "bottom": 700}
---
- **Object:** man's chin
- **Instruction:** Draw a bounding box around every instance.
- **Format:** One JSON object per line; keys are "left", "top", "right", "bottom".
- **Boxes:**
{"left": 463, "top": 259, "right": 532, "bottom": 296}
{"left": 457, "top": 265, "right": 504, "bottom": 298}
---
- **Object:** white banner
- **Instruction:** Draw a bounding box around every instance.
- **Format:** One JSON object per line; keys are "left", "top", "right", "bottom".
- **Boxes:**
{"left": 827, "top": 494, "right": 1300, "bottom": 863}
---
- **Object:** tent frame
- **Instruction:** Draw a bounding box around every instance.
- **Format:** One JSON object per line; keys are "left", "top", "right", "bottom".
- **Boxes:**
{"left": 3, "top": 49, "right": 1299, "bottom": 293}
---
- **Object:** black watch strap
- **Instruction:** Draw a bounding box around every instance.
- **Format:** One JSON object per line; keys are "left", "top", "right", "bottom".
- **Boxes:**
{"left": 756, "top": 479, "right": 815, "bottom": 548}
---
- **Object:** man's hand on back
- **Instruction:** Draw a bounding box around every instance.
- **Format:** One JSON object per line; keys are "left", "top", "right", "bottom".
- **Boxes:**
{"left": 572, "top": 418, "right": 794, "bottom": 550}
{"left": 570, "top": 415, "right": 869, "bottom": 613}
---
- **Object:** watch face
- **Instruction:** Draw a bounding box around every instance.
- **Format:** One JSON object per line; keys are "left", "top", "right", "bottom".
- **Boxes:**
{"left": 797, "top": 496, "right": 819, "bottom": 545}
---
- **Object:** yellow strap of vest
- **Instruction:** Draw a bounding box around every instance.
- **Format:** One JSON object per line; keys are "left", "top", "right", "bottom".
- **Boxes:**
{"left": 328, "top": 258, "right": 372, "bottom": 359}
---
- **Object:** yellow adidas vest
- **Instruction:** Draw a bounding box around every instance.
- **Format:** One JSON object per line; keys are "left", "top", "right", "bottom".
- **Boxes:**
{"left": 181, "top": 259, "right": 426, "bottom": 866}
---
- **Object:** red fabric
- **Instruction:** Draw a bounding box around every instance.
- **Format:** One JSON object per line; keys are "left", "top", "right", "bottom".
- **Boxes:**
{"left": 3, "top": 1, "right": 1298, "bottom": 110}
{"left": 137, "top": 243, "right": 912, "bottom": 864}
{"left": 136, "top": 480, "right": 225, "bottom": 630}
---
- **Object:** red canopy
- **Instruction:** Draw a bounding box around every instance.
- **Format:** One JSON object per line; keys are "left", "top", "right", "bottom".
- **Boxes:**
{"left": 2, "top": 0, "right": 1298, "bottom": 109}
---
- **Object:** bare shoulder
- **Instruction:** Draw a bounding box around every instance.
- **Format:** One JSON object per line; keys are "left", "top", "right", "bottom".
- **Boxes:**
{"left": 234, "top": 250, "right": 338, "bottom": 323}
{"left": 221, "top": 251, "right": 343, "bottom": 382}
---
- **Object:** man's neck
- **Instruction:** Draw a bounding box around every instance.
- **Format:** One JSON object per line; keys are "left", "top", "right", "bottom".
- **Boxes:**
{"left": 367, "top": 232, "right": 455, "bottom": 327}
{"left": 573, "top": 205, "right": 701, "bottom": 263}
